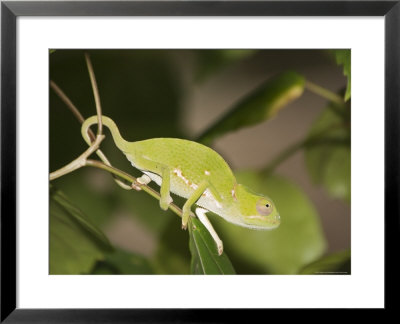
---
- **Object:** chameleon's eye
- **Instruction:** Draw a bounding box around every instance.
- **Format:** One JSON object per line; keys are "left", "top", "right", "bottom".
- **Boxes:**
{"left": 256, "top": 199, "right": 273, "bottom": 216}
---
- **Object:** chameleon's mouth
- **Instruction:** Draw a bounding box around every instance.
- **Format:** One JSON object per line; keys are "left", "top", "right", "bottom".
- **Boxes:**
{"left": 245, "top": 213, "right": 280, "bottom": 229}
{"left": 268, "top": 214, "right": 280, "bottom": 227}
{"left": 247, "top": 215, "right": 266, "bottom": 220}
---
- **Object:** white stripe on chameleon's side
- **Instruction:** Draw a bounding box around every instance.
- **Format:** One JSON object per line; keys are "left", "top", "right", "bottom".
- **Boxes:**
{"left": 173, "top": 168, "right": 198, "bottom": 190}
{"left": 173, "top": 168, "right": 222, "bottom": 209}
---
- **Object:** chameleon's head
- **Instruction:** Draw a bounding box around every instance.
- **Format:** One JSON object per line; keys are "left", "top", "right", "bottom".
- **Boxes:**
{"left": 234, "top": 184, "right": 280, "bottom": 230}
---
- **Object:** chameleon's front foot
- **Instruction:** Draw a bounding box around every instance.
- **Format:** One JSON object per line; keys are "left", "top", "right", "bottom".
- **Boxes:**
{"left": 217, "top": 241, "right": 224, "bottom": 256}
{"left": 181, "top": 207, "right": 190, "bottom": 230}
{"left": 195, "top": 207, "right": 224, "bottom": 256}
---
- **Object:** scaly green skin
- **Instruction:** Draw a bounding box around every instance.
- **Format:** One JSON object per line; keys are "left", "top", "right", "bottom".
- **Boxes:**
{"left": 81, "top": 116, "right": 280, "bottom": 231}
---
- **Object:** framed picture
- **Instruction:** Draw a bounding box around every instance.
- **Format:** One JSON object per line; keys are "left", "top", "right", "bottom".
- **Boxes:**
{"left": 1, "top": 0, "right": 397, "bottom": 321}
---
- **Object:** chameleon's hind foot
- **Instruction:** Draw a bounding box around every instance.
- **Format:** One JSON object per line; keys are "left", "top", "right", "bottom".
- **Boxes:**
{"left": 132, "top": 175, "right": 151, "bottom": 191}
{"left": 160, "top": 195, "right": 173, "bottom": 210}
{"left": 137, "top": 174, "right": 151, "bottom": 185}
{"left": 131, "top": 181, "right": 142, "bottom": 191}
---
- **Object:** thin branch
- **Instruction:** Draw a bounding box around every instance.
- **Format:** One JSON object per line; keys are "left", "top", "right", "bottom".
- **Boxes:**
{"left": 51, "top": 149, "right": 188, "bottom": 220}
{"left": 50, "top": 80, "right": 96, "bottom": 142}
{"left": 83, "top": 52, "right": 131, "bottom": 190}
{"left": 263, "top": 123, "right": 349, "bottom": 175}
{"left": 305, "top": 80, "right": 345, "bottom": 105}
{"left": 85, "top": 159, "right": 185, "bottom": 219}
{"left": 50, "top": 54, "right": 187, "bottom": 219}
{"left": 84, "top": 52, "right": 103, "bottom": 136}
{"left": 49, "top": 55, "right": 192, "bottom": 222}
{"left": 263, "top": 139, "right": 305, "bottom": 175}
{"left": 50, "top": 135, "right": 105, "bottom": 180}
{"left": 50, "top": 77, "right": 131, "bottom": 190}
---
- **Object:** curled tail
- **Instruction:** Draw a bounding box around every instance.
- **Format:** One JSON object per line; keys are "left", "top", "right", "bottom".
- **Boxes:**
{"left": 81, "top": 115, "right": 130, "bottom": 152}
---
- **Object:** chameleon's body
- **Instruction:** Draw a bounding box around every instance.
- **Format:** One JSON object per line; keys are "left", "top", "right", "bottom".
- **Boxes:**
{"left": 82, "top": 116, "right": 280, "bottom": 254}
{"left": 128, "top": 138, "right": 235, "bottom": 218}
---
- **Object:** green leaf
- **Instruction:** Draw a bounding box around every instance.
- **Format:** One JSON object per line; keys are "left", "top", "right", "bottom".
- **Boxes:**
{"left": 211, "top": 172, "right": 326, "bottom": 274}
{"left": 53, "top": 170, "right": 116, "bottom": 227}
{"left": 152, "top": 243, "right": 191, "bottom": 275}
{"left": 50, "top": 186, "right": 113, "bottom": 274}
{"left": 188, "top": 217, "right": 236, "bottom": 274}
{"left": 152, "top": 215, "right": 191, "bottom": 275}
{"left": 333, "top": 49, "right": 351, "bottom": 101}
{"left": 299, "top": 250, "right": 351, "bottom": 274}
{"left": 50, "top": 49, "right": 56, "bottom": 54}
{"left": 196, "top": 71, "right": 305, "bottom": 145}
{"left": 305, "top": 102, "right": 351, "bottom": 202}
{"left": 195, "top": 49, "right": 256, "bottom": 81}
{"left": 91, "top": 248, "right": 154, "bottom": 274}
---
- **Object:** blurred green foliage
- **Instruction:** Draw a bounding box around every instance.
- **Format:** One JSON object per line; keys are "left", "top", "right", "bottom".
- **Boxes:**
{"left": 210, "top": 172, "right": 326, "bottom": 274}
{"left": 299, "top": 250, "right": 351, "bottom": 274}
{"left": 50, "top": 185, "right": 113, "bottom": 274}
{"left": 91, "top": 248, "right": 154, "bottom": 275}
{"left": 50, "top": 49, "right": 350, "bottom": 275}
{"left": 195, "top": 49, "right": 256, "bottom": 81}
{"left": 197, "top": 71, "right": 305, "bottom": 145}
{"left": 189, "top": 217, "right": 236, "bottom": 274}
{"left": 305, "top": 101, "right": 351, "bottom": 202}
{"left": 333, "top": 49, "right": 351, "bottom": 101}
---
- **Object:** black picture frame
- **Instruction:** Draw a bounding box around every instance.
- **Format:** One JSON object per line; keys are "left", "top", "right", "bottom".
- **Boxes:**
{"left": 1, "top": 0, "right": 398, "bottom": 321}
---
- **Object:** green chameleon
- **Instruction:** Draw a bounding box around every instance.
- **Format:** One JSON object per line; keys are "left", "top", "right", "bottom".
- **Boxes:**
{"left": 81, "top": 116, "right": 280, "bottom": 255}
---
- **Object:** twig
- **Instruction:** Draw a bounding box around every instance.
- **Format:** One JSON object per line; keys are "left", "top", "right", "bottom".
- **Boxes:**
{"left": 83, "top": 52, "right": 132, "bottom": 190}
{"left": 263, "top": 139, "right": 305, "bottom": 175}
{"left": 85, "top": 159, "right": 185, "bottom": 219}
{"left": 50, "top": 134, "right": 105, "bottom": 180}
{"left": 263, "top": 123, "right": 349, "bottom": 175}
{"left": 50, "top": 65, "right": 131, "bottom": 190}
{"left": 85, "top": 52, "right": 103, "bottom": 136}
{"left": 50, "top": 80, "right": 96, "bottom": 142}
{"left": 305, "top": 80, "right": 345, "bottom": 105}
{"left": 49, "top": 54, "right": 107, "bottom": 182}
{"left": 49, "top": 53, "right": 187, "bottom": 220}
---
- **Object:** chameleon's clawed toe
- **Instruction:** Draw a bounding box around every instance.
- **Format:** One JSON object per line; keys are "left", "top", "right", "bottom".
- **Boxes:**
{"left": 160, "top": 202, "right": 168, "bottom": 210}
{"left": 160, "top": 196, "right": 173, "bottom": 210}
{"left": 217, "top": 242, "right": 224, "bottom": 256}
{"left": 131, "top": 182, "right": 142, "bottom": 191}
{"left": 137, "top": 174, "right": 151, "bottom": 185}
